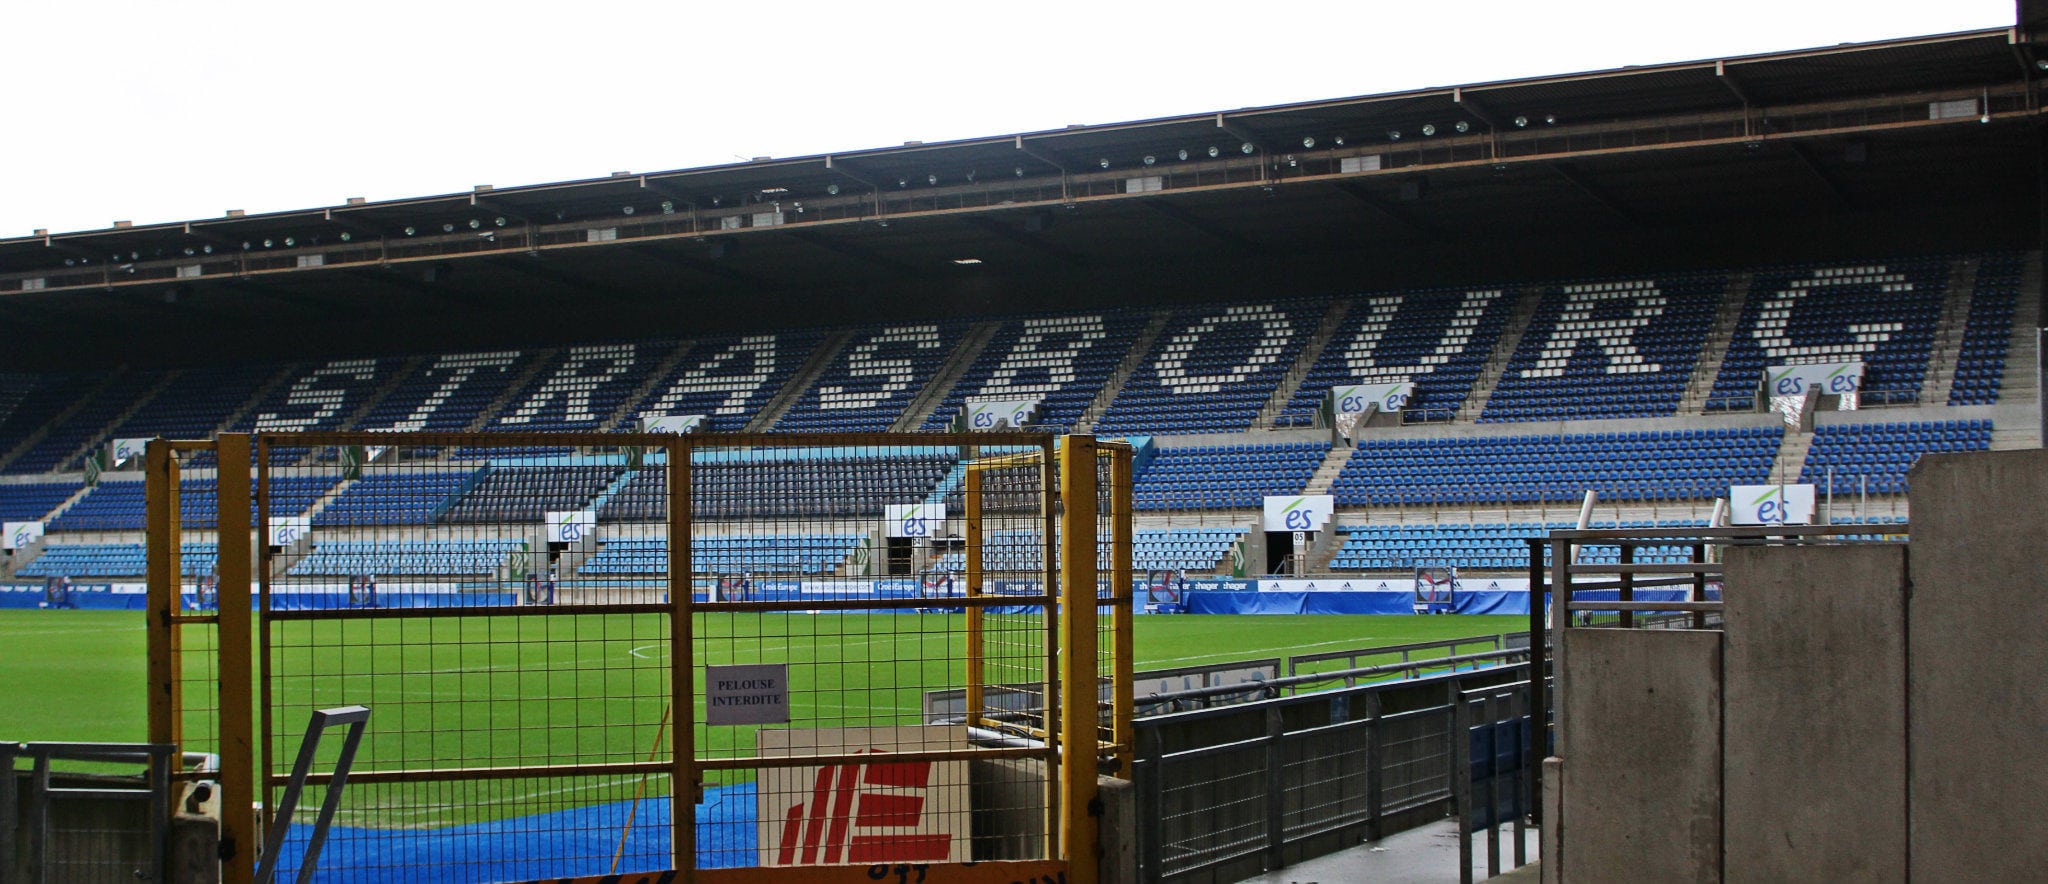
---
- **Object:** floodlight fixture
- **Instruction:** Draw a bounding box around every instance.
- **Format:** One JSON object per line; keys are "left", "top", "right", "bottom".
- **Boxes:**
{"left": 1421, "top": 124, "right": 1437, "bottom": 136}
{"left": 441, "top": 223, "right": 455, "bottom": 233}
{"left": 1207, "top": 146, "right": 1221, "bottom": 158}
{"left": 183, "top": 247, "right": 195, "bottom": 256}
{"left": 262, "top": 239, "right": 274, "bottom": 248}
{"left": 1514, "top": 116, "right": 1529, "bottom": 127}
{"left": 337, "top": 232, "right": 351, "bottom": 242}
{"left": 1388, "top": 131, "right": 1402, "bottom": 141}
{"left": 951, "top": 257, "right": 983, "bottom": 265}
{"left": 1544, "top": 114, "right": 1557, "bottom": 125}
{"left": 898, "top": 178, "right": 909, "bottom": 188}
{"left": 495, "top": 216, "right": 508, "bottom": 226}
{"left": 283, "top": 237, "right": 295, "bottom": 247}
{"left": 1177, "top": 149, "right": 1189, "bottom": 161}
{"left": 1454, "top": 121, "right": 1470, "bottom": 133}
{"left": 1333, "top": 135, "right": 1346, "bottom": 146}
{"left": 1240, "top": 142, "right": 1255, "bottom": 154}
{"left": 468, "top": 218, "right": 481, "bottom": 229}
{"left": 1142, "top": 155, "right": 1156, "bottom": 166}
{"left": 1301, "top": 136, "right": 1315, "bottom": 148}
{"left": 1099, "top": 158, "right": 1111, "bottom": 169}
{"left": 827, "top": 183, "right": 841, "bottom": 195}
{"left": 928, "top": 173, "right": 939, "bottom": 185}
{"left": 1014, "top": 166, "right": 1025, "bottom": 177}
{"left": 202, "top": 245, "right": 213, "bottom": 254}
{"left": 403, "top": 227, "right": 416, "bottom": 236}
{"left": 621, "top": 205, "right": 635, "bottom": 215}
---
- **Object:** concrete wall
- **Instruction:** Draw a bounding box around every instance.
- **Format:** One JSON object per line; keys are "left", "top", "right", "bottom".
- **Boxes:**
{"left": 1906, "top": 448, "right": 2048, "bottom": 881}
{"left": 1721, "top": 544, "right": 1906, "bottom": 882}
{"left": 1559, "top": 628, "right": 1721, "bottom": 882}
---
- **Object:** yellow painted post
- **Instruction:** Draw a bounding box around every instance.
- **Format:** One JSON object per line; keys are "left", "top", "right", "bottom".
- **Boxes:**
{"left": 667, "top": 438, "right": 696, "bottom": 875}
{"left": 1058, "top": 434, "right": 1100, "bottom": 884}
{"left": 214, "top": 433, "right": 256, "bottom": 884}
{"left": 144, "top": 440, "right": 183, "bottom": 749}
{"left": 964, "top": 464, "right": 985, "bottom": 720}
{"left": 1039, "top": 440, "right": 1062, "bottom": 859}
{"left": 1106, "top": 446, "right": 1135, "bottom": 778}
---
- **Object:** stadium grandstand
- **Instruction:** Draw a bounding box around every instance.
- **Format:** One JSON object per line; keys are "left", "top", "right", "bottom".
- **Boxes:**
{"left": 3, "top": 11, "right": 2048, "bottom": 883}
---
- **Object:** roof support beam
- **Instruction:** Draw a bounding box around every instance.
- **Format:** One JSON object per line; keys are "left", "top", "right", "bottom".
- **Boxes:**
{"left": 624, "top": 243, "right": 769, "bottom": 289}
{"left": 1548, "top": 162, "right": 1639, "bottom": 224}
{"left": 1331, "top": 181, "right": 1446, "bottom": 240}
{"left": 784, "top": 229, "right": 920, "bottom": 277}
{"left": 488, "top": 255, "right": 640, "bottom": 305}
{"left": 1782, "top": 141, "right": 1855, "bottom": 208}
{"left": 1141, "top": 200, "right": 1258, "bottom": 255}
{"left": 962, "top": 215, "right": 1091, "bottom": 268}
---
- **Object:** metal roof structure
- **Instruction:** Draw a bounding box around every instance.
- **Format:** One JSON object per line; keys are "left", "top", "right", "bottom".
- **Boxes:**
{"left": 2, "top": 25, "right": 2041, "bottom": 369}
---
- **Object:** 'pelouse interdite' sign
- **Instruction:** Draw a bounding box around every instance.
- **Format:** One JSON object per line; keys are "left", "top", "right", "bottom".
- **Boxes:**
{"left": 705, "top": 663, "right": 791, "bottom": 725}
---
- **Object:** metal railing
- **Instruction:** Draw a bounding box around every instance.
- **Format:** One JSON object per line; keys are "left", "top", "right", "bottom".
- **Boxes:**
{"left": 1, "top": 741, "right": 178, "bottom": 884}
{"left": 1133, "top": 662, "right": 1540, "bottom": 883}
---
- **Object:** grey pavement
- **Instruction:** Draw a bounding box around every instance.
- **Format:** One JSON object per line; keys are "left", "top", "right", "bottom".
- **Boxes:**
{"left": 1235, "top": 819, "right": 1540, "bottom": 883}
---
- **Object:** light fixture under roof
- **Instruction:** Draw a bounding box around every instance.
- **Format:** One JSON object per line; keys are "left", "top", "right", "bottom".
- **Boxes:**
{"left": 1421, "top": 124, "right": 1437, "bottom": 136}
{"left": 1177, "top": 148, "right": 1189, "bottom": 161}
{"left": 1544, "top": 114, "right": 1557, "bottom": 125}
{"left": 1142, "top": 155, "right": 1156, "bottom": 166}
{"left": 1099, "top": 158, "right": 1110, "bottom": 169}
{"left": 1388, "top": 131, "right": 1402, "bottom": 141}
{"left": 495, "top": 216, "right": 508, "bottom": 226}
{"left": 1240, "top": 142, "right": 1255, "bottom": 154}
{"left": 1301, "top": 136, "right": 1315, "bottom": 148}
{"left": 928, "top": 173, "right": 939, "bottom": 185}
{"left": 403, "top": 226, "right": 416, "bottom": 236}
{"left": 338, "top": 232, "right": 351, "bottom": 242}
{"left": 1333, "top": 135, "right": 1345, "bottom": 146}
{"left": 1014, "top": 166, "right": 1025, "bottom": 177}
{"left": 621, "top": 205, "right": 635, "bottom": 215}
{"left": 282, "top": 237, "right": 295, "bottom": 247}
{"left": 951, "top": 258, "right": 983, "bottom": 265}
{"left": 1207, "top": 145, "right": 1221, "bottom": 158}
{"left": 826, "top": 183, "right": 840, "bottom": 195}
{"left": 441, "top": 223, "right": 455, "bottom": 233}
{"left": 1454, "top": 121, "right": 1470, "bottom": 133}
{"left": 468, "top": 218, "right": 481, "bottom": 229}
{"left": 1514, "top": 115, "right": 1529, "bottom": 127}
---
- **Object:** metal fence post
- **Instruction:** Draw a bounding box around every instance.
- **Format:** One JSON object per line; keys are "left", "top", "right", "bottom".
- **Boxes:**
{"left": 1452, "top": 687, "right": 1473, "bottom": 884}
{"left": 1264, "top": 704, "right": 1287, "bottom": 871}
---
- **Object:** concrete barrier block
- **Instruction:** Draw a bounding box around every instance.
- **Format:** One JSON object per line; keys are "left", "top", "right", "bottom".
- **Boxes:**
{"left": 1723, "top": 544, "right": 1906, "bottom": 882}
{"left": 1560, "top": 628, "right": 1720, "bottom": 882}
{"left": 1908, "top": 448, "right": 2048, "bottom": 881}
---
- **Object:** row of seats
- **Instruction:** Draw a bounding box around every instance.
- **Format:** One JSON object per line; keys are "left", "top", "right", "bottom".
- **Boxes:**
{"left": 1134, "top": 442, "right": 1329, "bottom": 510}
{"left": 17, "top": 542, "right": 217, "bottom": 577}
{"left": 46, "top": 476, "right": 338, "bottom": 532}
{"left": 1331, "top": 520, "right": 1707, "bottom": 571}
{"left": 578, "top": 535, "right": 862, "bottom": 575}
{"left": 1332, "top": 427, "right": 1782, "bottom": 505}
{"left": 922, "top": 312, "right": 1152, "bottom": 433}
{"left": 1798, "top": 420, "right": 1992, "bottom": 494}
{"left": 287, "top": 540, "right": 526, "bottom": 577}
{"left": 0, "top": 255, "right": 2025, "bottom": 478}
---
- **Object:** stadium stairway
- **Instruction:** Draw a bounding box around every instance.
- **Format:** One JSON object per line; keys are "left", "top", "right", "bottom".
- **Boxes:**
{"left": 1302, "top": 445, "right": 1355, "bottom": 496}
{"left": 1072, "top": 309, "right": 1172, "bottom": 434}
{"left": 463, "top": 349, "right": 559, "bottom": 431}
{"left": 1768, "top": 429, "right": 1812, "bottom": 486}
{"left": 1920, "top": 259, "right": 1981, "bottom": 406}
{"left": 54, "top": 370, "right": 178, "bottom": 473}
{"left": 891, "top": 321, "right": 1002, "bottom": 431}
{"left": 1255, "top": 300, "right": 1352, "bottom": 429}
{"left": 744, "top": 330, "right": 850, "bottom": 432}
{"left": 600, "top": 342, "right": 694, "bottom": 431}
{"left": 208, "top": 363, "right": 299, "bottom": 438}
{"left": 0, "top": 370, "right": 124, "bottom": 474}
{"left": 1681, "top": 271, "right": 1754, "bottom": 414}
{"left": 1454, "top": 287, "right": 1545, "bottom": 422}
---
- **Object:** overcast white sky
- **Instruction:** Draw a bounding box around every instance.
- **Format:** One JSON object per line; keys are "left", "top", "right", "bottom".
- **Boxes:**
{"left": 0, "top": 1, "right": 2014, "bottom": 238}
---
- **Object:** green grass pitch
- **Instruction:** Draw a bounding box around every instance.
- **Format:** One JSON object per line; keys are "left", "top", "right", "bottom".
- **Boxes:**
{"left": 1, "top": 609, "right": 1528, "bottom": 745}
{"left": 0, "top": 608, "right": 1527, "bottom": 826}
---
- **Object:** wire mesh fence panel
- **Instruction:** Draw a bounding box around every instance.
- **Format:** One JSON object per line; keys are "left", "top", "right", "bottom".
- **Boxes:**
{"left": 165, "top": 430, "right": 1124, "bottom": 881}
{"left": 255, "top": 434, "right": 678, "bottom": 882}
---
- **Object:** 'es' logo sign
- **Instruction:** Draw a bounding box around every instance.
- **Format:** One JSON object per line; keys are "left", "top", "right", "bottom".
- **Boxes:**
{"left": 775, "top": 752, "right": 952, "bottom": 866}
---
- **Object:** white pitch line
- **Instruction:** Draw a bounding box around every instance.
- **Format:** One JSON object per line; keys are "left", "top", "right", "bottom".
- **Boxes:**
{"left": 1139, "top": 635, "right": 1395, "bottom": 667}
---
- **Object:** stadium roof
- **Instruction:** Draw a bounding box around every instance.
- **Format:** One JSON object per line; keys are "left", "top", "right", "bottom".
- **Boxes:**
{"left": 2, "top": 25, "right": 2042, "bottom": 369}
